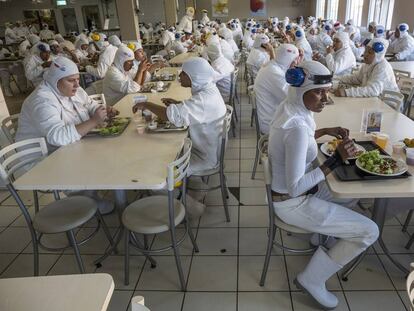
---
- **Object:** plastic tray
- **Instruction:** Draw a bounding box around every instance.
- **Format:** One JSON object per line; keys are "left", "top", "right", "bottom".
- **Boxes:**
{"left": 85, "top": 117, "right": 131, "bottom": 138}
{"left": 319, "top": 141, "right": 411, "bottom": 181}
{"left": 146, "top": 122, "right": 187, "bottom": 133}
{"left": 151, "top": 74, "right": 176, "bottom": 82}
{"left": 140, "top": 82, "right": 171, "bottom": 93}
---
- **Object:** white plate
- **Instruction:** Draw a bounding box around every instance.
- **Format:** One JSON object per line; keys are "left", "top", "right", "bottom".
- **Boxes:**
{"left": 320, "top": 142, "right": 366, "bottom": 160}
{"left": 355, "top": 155, "right": 408, "bottom": 177}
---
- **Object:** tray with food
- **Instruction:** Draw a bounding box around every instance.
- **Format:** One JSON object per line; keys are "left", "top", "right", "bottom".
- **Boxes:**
{"left": 319, "top": 141, "right": 411, "bottom": 181}
{"left": 320, "top": 138, "right": 365, "bottom": 160}
{"left": 151, "top": 73, "right": 176, "bottom": 82}
{"left": 146, "top": 120, "right": 187, "bottom": 133}
{"left": 85, "top": 117, "right": 131, "bottom": 137}
{"left": 140, "top": 82, "right": 171, "bottom": 93}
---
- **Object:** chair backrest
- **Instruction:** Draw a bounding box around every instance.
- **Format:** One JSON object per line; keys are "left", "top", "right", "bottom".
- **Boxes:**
{"left": 151, "top": 54, "right": 164, "bottom": 63}
{"left": 0, "top": 138, "right": 48, "bottom": 184}
{"left": 167, "top": 138, "right": 192, "bottom": 191}
{"left": 394, "top": 69, "right": 411, "bottom": 82}
{"left": 1, "top": 114, "right": 20, "bottom": 144}
{"left": 380, "top": 90, "right": 405, "bottom": 112}
{"left": 89, "top": 93, "right": 107, "bottom": 106}
{"left": 248, "top": 85, "right": 261, "bottom": 138}
{"left": 406, "top": 263, "right": 414, "bottom": 310}
{"left": 245, "top": 63, "right": 255, "bottom": 87}
{"left": 229, "top": 68, "right": 239, "bottom": 103}
{"left": 217, "top": 105, "right": 233, "bottom": 166}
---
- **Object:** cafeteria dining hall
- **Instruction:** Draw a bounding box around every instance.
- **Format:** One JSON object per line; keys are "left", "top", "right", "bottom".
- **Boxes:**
{"left": 3, "top": 0, "right": 414, "bottom": 310}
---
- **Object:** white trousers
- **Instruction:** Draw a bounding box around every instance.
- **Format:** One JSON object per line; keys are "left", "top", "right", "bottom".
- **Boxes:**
{"left": 273, "top": 182, "right": 379, "bottom": 266}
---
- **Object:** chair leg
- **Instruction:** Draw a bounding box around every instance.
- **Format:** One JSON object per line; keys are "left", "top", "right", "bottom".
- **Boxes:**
{"left": 402, "top": 210, "right": 414, "bottom": 232}
{"left": 170, "top": 227, "right": 186, "bottom": 291}
{"left": 250, "top": 109, "right": 255, "bottom": 127}
{"left": 219, "top": 170, "right": 230, "bottom": 222}
{"left": 53, "top": 191, "right": 61, "bottom": 201}
{"left": 260, "top": 219, "right": 275, "bottom": 286}
{"left": 95, "top": 211, "right": 117, "bottom": 253}
{"left": 124, "top": 229, "right": 130, "bottom": 285}
{"left": 130, "top": 232, "right": 157, "bottom": 268}
{"left": 251, "top": 146, "right": 260, "bottom": 180}
{"left": 405, "top": 232, "right": 414, "bottom": 249}
{"left": 33, "top": 235, "right": 39, "bottom": 276}
{"left": 33, "top": 190, "right": 39, "bottom": 214}
{"left": 143, "top": 234, "right": 149, "bottom": 249}
{"left": 186, "top": 220, "right": 199, "bottom": 253}
{"left": 66, "top": 230, "right": 85, "bottom": 274}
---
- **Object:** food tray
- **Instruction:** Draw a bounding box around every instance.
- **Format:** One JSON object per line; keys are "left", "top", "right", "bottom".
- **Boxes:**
{"left": 151, "top": 74, "right": 176, "bottom": 82}
{"left": 85, "top": 117, "right": 131, "bottom": 138}
{"left": 146, "top": 121, "right": 187, "bottom": 133}
{"left": 140, "top": 82, "right": 171, "bottom": 93}
{"left": 319, "top": 141, "right": 411, "bottom": 181}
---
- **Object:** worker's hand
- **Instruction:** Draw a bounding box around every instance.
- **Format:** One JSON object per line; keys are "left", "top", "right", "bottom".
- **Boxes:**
{"left": 138, "top": 59, "right": 151, "bottom": 73}
{"left": 312, "top": 51, "right": 321, "bottom": 61}
{"left": 106, "top": 106, "right": 119, "bottom": 118}
{"left": 92, "top": 106, "right": 107, "bottom": 125}
{"left": 324, "top": 127, "right": 350, "bottom": 139}
{"left": 333, "top": 88, "right": 346, "bottom": 97}
{"left": 336, "top": 137, "right": 358, "bottom": 161}
{"left": 326, "top": 45, "right": 334, "bottom": 54}
{"left": 161, "top": 98, "right": 180, "bottom": 106}
{"left": 132, "top": 102, "right": 146, "bottom": 113}
{"left": 42, "top": 61, "right": 52, "bottom": 68}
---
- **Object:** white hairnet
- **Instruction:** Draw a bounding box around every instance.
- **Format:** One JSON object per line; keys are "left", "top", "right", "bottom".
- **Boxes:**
{"left": 218, "top": 27, "right": 233, "bottom": 40}
{"left": 253, "top": 34, "right": 269, "bottom": 48}
{"left": 294, "top": 28, "right": 306, "bottom": 42}
{"left": 75, "top": 37, "right": 89, "bottom": 50}
{"left": 44, "top": 56, "right": 79, "bottom": 96}
{"left": 31, "top": 42, "right": 50, "bottom": 56}
{"left": 206, "top": 33, "right": 220, "bottom": 46}
{"left": 54, "top": 34, "right": 65, "bottom": 43}
{"left": 113, "top": 45, "right": 134, "bottom": 74}
{"left": 274, "top": 44, "right": 299, "bottom": 70}
{"left": 127, "top": 40, "right": 142, "bottom": 52}
{"left": 367, "top": 37, "right": 387, "bottom": 64}
{"left": 398, "top": 23, "right": 410, "bottom": 38}
{"left": 272, "top": 60, "right": 332, "bottom": 134}
{"left": 375, "top": 25, "right": 385, "bottom": 38}
{"left": 207, "top": 43, "right": 223, "bottom": 62}
{"left": 108, "top": 35, "right": 122, "bottom": 47}
{"left": 49, "top": 40, "right": 59, "bottom": 47}
{"left": 333, "top": 31, "right": 350, "bottom": 49}
{"left": 28, "top": 34, "right": 40, "bottom": 45}
{"left": 182, "top": 57, "right": 215, "bottom": 92}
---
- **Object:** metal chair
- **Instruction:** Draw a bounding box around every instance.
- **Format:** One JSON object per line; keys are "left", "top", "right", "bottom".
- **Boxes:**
{"left": 123, "top": 138, "right": 198, "bottom": 290}
{"left": 1, "top": 113, "right": 20, "bottom": 145}
{"left": 0, "top": 138, "right": 116, "bottom": 275}
{"left": 88, "top": 93, "right": 107, "bottom": 106}
{"left": 380, "top": 90, "right": 405, "bottom": 112}
{"left": 188, "top": 105, "right": 234, "bottom": 222}
{"left": 406, "top": 263, "right": 414, "bottom": 310}
{"left": 397, "top": 76, "right": 414, "bottom": 117}
{"left": 229, "top": 68, "right": 240, "bottom": 135}
{"left": 150, "top": 55, "right": 165, "bottom": 63}
{"left": 394, "top": 69, "right": 411, "bottom": 82}
{"left": 259, "top": 135, "right": 318, "bottom": 286}
{"left": 249, "top": 86, "right": 262, "bottom": 179}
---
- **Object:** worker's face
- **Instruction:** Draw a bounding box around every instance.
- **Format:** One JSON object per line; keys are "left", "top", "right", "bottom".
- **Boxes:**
{"left": 368, "top": 25, "right": 375, "bottom": 33}
{"left": 395, "top": 28, "right": 401, "bottom": 38}
{"left": 57, "top": 74, "right": 80, "bottom": 97}
{"left": 332, "top": 37, "right": 343, "bottom": 52}
{"left": 134, "top": 49, "right": 146, "bottom": 62}
{"left": 50, "top": 45, "right": 62, "bottom": 55}
{"left": 40, "top": 51, "right": 50, "bottom": 61}
{"left": 123, "top": 60, "right": 134, "bottom": 72}
{"left": 303, "top": 87, "right": 330, "bottom": 113}
{"left": 81, "top": 44, "right": 88, "bottom": 51}
{"left": 179, "top": 71, "right": 191, "bottom": 88}
{"left": 363, "top": 46, "right": 376, "bottom": 65}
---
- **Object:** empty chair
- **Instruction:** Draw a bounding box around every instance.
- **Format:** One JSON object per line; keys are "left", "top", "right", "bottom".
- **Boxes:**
{"left": 380, "top": 90, "right": 405, "bottom": 112}
{"left": 88, "top": 93, "right": 107, "bottom": 106}
{"left": 123, "top": 138, "right": 199, "bottom": 290}
{"left": 0, "top": 138, "right": 116, "bottom": 275}
{"left": 1, "top": 113, "right": 19, "bottom": 144}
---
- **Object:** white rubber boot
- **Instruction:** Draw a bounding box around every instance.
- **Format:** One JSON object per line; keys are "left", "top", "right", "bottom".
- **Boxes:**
{"left": 294, "top": 247, "right": 342, "bottom": 310}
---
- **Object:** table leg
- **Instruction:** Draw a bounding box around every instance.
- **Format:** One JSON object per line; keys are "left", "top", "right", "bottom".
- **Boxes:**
{"left": 341, "top": 197, "right": 409, "bottom": 280}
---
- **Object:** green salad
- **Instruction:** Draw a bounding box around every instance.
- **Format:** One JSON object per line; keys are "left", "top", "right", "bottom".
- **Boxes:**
{"left": 97, "top": 118, "right": 129, "bottom": 136}
{"left": 357, "top": 150, "right": 397, "bottom": 175}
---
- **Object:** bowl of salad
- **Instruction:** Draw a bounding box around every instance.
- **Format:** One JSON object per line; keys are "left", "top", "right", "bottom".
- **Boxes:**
{"left": 355, "top": 150, "right": 408, "bottom": 177}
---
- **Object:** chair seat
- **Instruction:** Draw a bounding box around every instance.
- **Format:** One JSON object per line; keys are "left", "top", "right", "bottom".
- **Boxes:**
{"left": 122, "top": 195, "right": 186, "bottom": 235}
{"left": 274, "top": 213, "right": 313, "bottom": 234}
{"left": 33, "top": 196, "right": 97, "bottom": 234}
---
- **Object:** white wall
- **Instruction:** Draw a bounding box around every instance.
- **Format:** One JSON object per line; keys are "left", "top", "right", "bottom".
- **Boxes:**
{"left": 137, "top": 0, "right": 166, "bottom": 24}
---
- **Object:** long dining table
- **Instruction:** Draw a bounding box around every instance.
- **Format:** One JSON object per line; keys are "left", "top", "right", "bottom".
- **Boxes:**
{"left": 13, "top": 67, "right": 191, "bottom": 263}
{"left": 389, "top": 60, "right": 414, "bottom": 77}
{"left": 315, "top": 95, "right": 414, "bottom": 275}
{"left": 169, "top": 51, "right": 199, "bottom": 66}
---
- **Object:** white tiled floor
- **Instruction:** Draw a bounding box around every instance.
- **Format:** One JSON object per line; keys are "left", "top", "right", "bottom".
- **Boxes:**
{"left": 0, "top": 69, "right": 412, "bottom": 311}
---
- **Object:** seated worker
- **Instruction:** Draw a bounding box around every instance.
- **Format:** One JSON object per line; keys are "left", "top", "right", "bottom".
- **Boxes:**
{"left": 24, "top": 42, "right": 52, "bottom": 87}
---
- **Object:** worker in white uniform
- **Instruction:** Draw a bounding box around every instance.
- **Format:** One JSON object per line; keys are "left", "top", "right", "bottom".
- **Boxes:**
{"left": 127, "top": 41, "right": 161, "bottom": 82}
{"left": 29, "top": 22, "right": 39, "bottom": 35}
{"left": 55, "top": 34, "right": 75, "bottom": 52}
{"left": 132, "top": 57, "right": 226, "bottom": 175}
{"left": 18, "top": 34, "right": 39, "bottom": 57}
{"left": 320, "top": 31, "right": 356, "bottom": 76}
{"left": 269, "top": 60, "right": 379, "bottom": 309}
{"left": 242, "top": 28, "right": 254, "bottom": 50}
{"left": 306, "top": 26, "right": 319, "bottom": 51}
{"left": 85, "top": 34, "right": 119, "bottom": 79}
{"left": 177, "top": 7, "right": 194, "bottom": 34}
{"left": 200, "top": 9, "right": 210, "bottom": 25}
{"left": 246, "top": 34, "right": 273, "bottom": 79}
{"left": 388, "top": 23, "right": 414, "bottom": 61}
{"left": 315, "top": 24, "right": 333, "bottom": 56}
{"left": 103, "top": 45, "right": 149, "bottom": 106}
{"left": 4, "top": 22, "right": 19, "bottom": 45}
{"left": 24, "top": 42, "right": 52, "bottom": 87}
{"left": 171, "top": 32, "right": 188, "bottom": 55}
{"left": 218, "top": 27, "right": 239, "bottom": 54}
{"left": 254, "top": 44, "right": 300, "bottom": 134}
{"left": 39, "top": 24, "right": 55, "bottom": 41}
{"left": 294, "top": 28, "right": 312, "bottom": 61}
{"left": 14, "top": 21, "right": 29, "bottom": 38}
{"left": 73, "top": 37, "right": 90, "bottom": 64}
{"left": 207, "top": 43, "right": 234, "bottom": 103}
{"left": 0, "top": 40, "right": 14, "bottom": 96}
{"left": 335, "top": 38, "right": 399, "bottom": 97}
{"left": 345, "top": 25, "right": 365, "bottom": 61}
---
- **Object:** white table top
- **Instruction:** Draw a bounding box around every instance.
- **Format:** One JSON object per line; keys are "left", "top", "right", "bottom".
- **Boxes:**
{"left": 0, "top": 273, "right": 114, "bottom": 311}
{"left": 315, "top": 95, "right": 414, "bottom": 199}
{"left": 169, "top": 52, "right": 199, "bottom": 65}
{"left": 389, "top": 61, "right": 414, "bottom": 77}
{"left": 14, "top": 68, "right": 191, "bottom": 191}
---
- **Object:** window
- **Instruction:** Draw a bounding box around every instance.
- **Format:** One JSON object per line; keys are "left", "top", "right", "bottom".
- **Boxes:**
{"left": 368, "top": 0, "right": 395, "bottom": 29}
{"left": 316, "top": 0, "right": 326, "bottom": 19}
{"left": 326, "top": 0, "right": 339, "bottom": 21}
{"left": 345, "top": 0, "right": 364, "bottom": 26}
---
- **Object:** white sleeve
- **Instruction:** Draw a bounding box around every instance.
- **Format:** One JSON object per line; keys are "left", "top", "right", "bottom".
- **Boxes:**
{"left": 338, "top": 68, "right": 363, "bottom": 86}
{"left": 395, "top": 37, "right": 414, "bottom": 60}
{"left": 344, "top": 65, "right": 384, "bottom": 97}
{"left": 110, "top": 72, "right": 141, "bottom": 94}
{"left": 284, "top": 126, "right": 325, "bottom": 197}
{"left": 166, "top": 103, "right": 189, "bottom": 127}
{"left": 24, "top": 57, "right": 45, "bottom": 82}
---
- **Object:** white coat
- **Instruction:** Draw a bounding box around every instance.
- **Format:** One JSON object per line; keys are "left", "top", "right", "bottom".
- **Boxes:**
{"left": 388, "top": 33, "right": 414, "bottom": 61}
{"left": 5, "top": 27, "right": 18, "bottom": 45}
{"left": 177, "top": 15, "right": 193, "bottom": 34}
{"left": 86, "top": 44, "right": 118, "bottom": 79}
{"left": 339, "top": 59, "right": 399, "bottom": 97}
{"left": 16, "top": 81, "right": 100, "bottom": 152}
{"left": 242, "top": 31, "right": 254, "bottom": 50}
{"left": 325, "top": 47, "right": 356, "bottom": 76}
{"left": 208, "top": 44, "right": 235, "bottom": 102}
{"left": 166, "top": 57, "right": 226, "bottom": 175}
{"left": 201, "top": 14, "right": 210, "bottom": 25}
{"left": 39, "top": 29, "right": 55, "bottom": 41}
{"left": 220, "top": 39, "right": 235, "bottom": 63}
{"left": 246, "top": 47, "right": 270, "bottom": 78}
{"left": 316, "top": 32, "right": 333, "bottom": 55}
{"left": 171, "top": 40, "right": 188, "bottom": 55}
{"left": 19, "top": 39, "right": 31, "bottom": 57}
{"left": 24, "top": 53, "right": 50, "bottom": 87}
{"left": 295, "top": 37, "right": 313, "bottom": 61}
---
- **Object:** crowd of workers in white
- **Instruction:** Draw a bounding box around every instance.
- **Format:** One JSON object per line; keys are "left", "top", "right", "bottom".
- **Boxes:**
{"left": 3, "top": 6, "right": 414, "bottom": 309}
